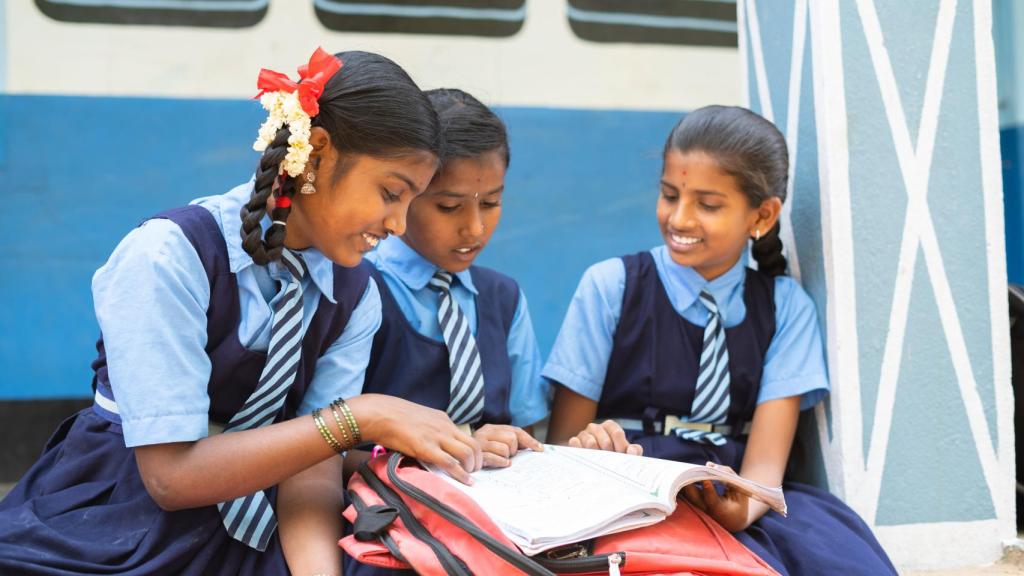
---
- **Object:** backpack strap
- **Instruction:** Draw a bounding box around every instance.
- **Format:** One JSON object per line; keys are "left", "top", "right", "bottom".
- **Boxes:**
{"left": 383, "top": 454, "right": 556, "bottom": 576}
{"left": 356, "top": 461, "right": 472, "bottom": 576}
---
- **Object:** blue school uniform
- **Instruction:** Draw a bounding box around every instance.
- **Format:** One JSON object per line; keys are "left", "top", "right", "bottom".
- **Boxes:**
{"left": 0, "top": 182, "right": 380, "bottom": 575}
{"left": 542, "top": 246, "right": 896, "bottom": 576}
{"left": 363, "top": 236, "right": 549, "bottom": 427}
{"left": 345, "top": 236, "right": 549, "bottom": 576}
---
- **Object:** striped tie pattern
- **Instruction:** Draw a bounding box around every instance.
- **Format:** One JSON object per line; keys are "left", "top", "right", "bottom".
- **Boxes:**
{"left": 428, "top": 271, "right": 485, "bottom": 425}
{"left": 217, "top": 249, "right": 307, "bottom": 551}
{"left": 674, "top": 290, "right": 730, "bottom": 447}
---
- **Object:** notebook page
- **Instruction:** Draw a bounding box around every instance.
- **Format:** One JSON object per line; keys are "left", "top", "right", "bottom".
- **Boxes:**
{"left": 430, "top": 447, "right": 662, "bottom": 552}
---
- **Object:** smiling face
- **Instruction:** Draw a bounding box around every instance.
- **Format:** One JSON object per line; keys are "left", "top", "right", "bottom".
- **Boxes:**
{"left": 400, "top": 150, "right": 506, "bottom": 273}
{"left": 657, "top": 150, "right": 780, "bottom": 281}
{"left": 284, "top": 134, "right": 438, "bottom": 267}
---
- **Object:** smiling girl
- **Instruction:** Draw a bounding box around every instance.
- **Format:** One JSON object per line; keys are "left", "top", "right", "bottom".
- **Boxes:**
{"left": 0, "top": 50, "right": 483, "bottom": 576}
{"left": 544, "top": 105, "right": 896, "bottom": 575}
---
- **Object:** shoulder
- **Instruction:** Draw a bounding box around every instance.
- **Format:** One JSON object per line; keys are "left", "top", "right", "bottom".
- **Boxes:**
{"left": 580, "top": 257, "right": 627, "bottom": 291}
{"left": 771, "top": 275, "right": 818, "bottom": 320}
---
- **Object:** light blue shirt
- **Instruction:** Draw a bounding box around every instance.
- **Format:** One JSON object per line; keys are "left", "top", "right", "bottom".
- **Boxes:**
{"left": 92, "top": 181, "right": 382, "bottom": 447}
{"left": 542, "top": 245, "right": 829, "bottom": 411}
{"left": 366, "top": 236, "right": 550, "bottom": 427}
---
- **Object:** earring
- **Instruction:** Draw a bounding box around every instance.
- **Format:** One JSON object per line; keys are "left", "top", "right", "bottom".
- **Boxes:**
{"left": 754, "top": 229, "right": 761, "bottom": 241}
{"left": 301, "top": 167, "right": 317, "bottom": 195}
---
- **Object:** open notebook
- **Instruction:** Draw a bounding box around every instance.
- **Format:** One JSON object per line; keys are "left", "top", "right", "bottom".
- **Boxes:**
{"left": 429, "top": 444, "right": 786, "bottom": 555}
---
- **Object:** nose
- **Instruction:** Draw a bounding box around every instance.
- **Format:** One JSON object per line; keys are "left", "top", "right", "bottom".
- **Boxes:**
{"left": 384, "top": 201, "right": 409, "bottom": 237}
{"left": 462, "top": 204, "right": 485, "bottom": 238}
{"left": 669, "top": 198, "right": 697, "bottom": 230}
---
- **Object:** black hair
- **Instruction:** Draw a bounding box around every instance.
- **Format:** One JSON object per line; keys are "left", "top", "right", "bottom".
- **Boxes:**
{"left": 664, "top": 105, "right": 789, "bottom": 277}
{"left": 425, "top": 88, "right": 509, "bottom": 167}
{"left": 241, "top": 50, "right": 443, "bottom": 265}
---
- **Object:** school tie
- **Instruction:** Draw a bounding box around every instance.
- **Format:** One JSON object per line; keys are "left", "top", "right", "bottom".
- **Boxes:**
{"left": 217, "top": 249, "right": 308, "bottom": 551}
{"left": 675, "top": 290, "right": 730, "bottom": 447}
{"left": 428, "top": 270, "right": 486, "bottom": 425}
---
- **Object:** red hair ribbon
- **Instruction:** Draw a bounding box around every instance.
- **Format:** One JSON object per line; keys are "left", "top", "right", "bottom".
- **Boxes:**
{"left": 255, "top": 47, "right": 343, "bottom": 117}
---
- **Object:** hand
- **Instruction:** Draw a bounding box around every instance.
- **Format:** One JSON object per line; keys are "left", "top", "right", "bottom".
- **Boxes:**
{"left": 473, "top": 424, "right": 544, "bottom": 468}
{"left": 347, "top": 394, "right": 482, "bottom": 485}
{"left": 566, "top": 420, "right": 643, "bottom": 455}
{"left": 683, "top": 480, "right": 750, "bottom": 532}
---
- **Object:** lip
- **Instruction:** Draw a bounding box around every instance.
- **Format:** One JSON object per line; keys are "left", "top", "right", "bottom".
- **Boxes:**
{"left": 450, "top": 244, "right": 482, "bottom": 262}
{"left": 666, "top": 231, "right": 703, "bottom": 254}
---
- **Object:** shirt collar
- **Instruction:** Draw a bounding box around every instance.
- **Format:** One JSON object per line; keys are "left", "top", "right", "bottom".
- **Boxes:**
{"left": 652, "top": 245, "right": 746, "bottom": 315}
{"left": 199, "top": 180, "right": 337, "bottom": 302}
{"left": 373, "top": 236, "right": 478, "bottom": 294}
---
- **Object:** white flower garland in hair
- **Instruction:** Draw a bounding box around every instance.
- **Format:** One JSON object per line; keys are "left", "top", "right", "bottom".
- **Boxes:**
{"left": 252, "top": 91, "right": 313, "bottom": 178}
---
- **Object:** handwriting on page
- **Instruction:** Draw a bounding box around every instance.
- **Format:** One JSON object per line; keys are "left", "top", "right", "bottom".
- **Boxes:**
{"left": 440, "top": 449, "right": 654, "bottom": 538}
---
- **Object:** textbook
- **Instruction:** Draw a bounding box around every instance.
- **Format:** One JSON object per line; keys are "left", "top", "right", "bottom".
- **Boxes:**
{"left": 430, "top": 444, "right": 787, "bottom": 555}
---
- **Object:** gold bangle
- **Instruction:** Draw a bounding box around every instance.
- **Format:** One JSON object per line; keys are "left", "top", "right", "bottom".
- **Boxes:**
{"left": 328, "top": 400, "right": 352, "bottom": 450}
{"left": 338, "top": 398, "right": 361, "bottom": 444}
{"left": 312, "top": 408, "right": 343, "bottom": 454}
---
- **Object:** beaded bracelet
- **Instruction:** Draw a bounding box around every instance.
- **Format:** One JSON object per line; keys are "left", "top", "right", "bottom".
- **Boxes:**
{"left": 312, "top": 408, "right": 344, "bottom": 454}
{"left": 328, "top": 400, "right": 352, "bottom": 450}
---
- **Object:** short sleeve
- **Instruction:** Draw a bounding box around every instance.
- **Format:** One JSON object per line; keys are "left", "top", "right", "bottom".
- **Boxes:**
{"left": 298, "top": 279, "right": 383, "bottom": 415}
{"left": 758, "top": 276, "right": 830, "bottom": 410}
{"left": 92, "top": 219, "right": 213, "bottom": 447}
{"left": 541, "top": 258, "right": 626, "bottom": 402}
{"left": 506, "top": 290, "right": 551, "bottom": 427}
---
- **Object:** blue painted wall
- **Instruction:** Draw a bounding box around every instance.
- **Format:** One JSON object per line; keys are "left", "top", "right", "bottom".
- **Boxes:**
{"left": 0, "top": 94, "right": 680, "bottom": 399}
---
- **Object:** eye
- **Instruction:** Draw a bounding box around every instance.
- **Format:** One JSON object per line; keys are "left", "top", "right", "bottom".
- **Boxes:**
{"left": 438, "top": 203, "right": 460, "bottom": 213}
{"left": 660, "top": 189, "right": 678, "bottom": 201}
{"left": 381, "top": 187, "right": 402, "bottom": 203}
{"left": 699, "top": 202, "right": 723, "bottom": 212}
{"left": 481, "top": 199, "right": 502, "bottom": 209}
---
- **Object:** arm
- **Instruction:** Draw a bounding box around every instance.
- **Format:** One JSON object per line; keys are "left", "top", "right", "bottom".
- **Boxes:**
{"left": 135, "top": 394, "right": 482, "bottom": 510}
{"left": 683, "top": 395, "right": 799, "bottom": 532}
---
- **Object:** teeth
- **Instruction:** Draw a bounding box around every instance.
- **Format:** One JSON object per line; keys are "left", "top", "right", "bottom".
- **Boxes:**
{"left": 362, "top": 233, "right": 380, "bottom": 248}
{"left": 671, "top": 234, "right": 702, "bottom": 245}
{"left": 455, "top": 247, "right": 474, "bottom": 254}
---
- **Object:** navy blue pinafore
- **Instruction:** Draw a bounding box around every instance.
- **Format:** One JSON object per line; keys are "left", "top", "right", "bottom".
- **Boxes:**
{"left": 598, "top": 252, "right": 896, "bottom": 576}
{"left": 345, "top": 266, "right": 518, "bottom": 576}
{"left": 361, "top": 265, "right": 518, "bottom": 424}
{"left": 0, "top": 205, "right": 370, "bottom": 576}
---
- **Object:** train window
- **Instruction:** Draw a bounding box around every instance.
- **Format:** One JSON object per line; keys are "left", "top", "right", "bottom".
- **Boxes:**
{"left": 34, "top": 0, "right": 268, "bottom": 28}
{"left": 567, "top": 0, "right": 738, "bottom": 47}
{"left": 313, "top": 0, "right": 526, "bottom": 37}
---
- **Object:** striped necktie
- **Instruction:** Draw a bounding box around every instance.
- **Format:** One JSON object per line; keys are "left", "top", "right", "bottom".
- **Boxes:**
{"left": 675, "top": 290, "right": 731, "bottom": 447}
{"left": 428, "top": 270, "right": 485, "bottom": 425}
{"left": 218, "top": 249, "right": 308, "bottom": 551}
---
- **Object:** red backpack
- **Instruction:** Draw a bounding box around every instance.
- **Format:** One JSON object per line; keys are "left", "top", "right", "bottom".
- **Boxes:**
{"left": 340, "top": 453, "right": 780, "bottom": 576}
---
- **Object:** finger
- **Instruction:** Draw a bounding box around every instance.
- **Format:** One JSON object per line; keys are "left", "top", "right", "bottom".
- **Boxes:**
{"left": 430, "top": 449, "right": 473, "bottom": 485}
{"left": 514, "top": 427, "right": 544, "bottom": 452}
{"left": 603, "top": 421, "right": 631, "bottom": 453}
{"left": 626, "top": 443, "right": 644, "bottom": 456}
{"left": 483, "top": 440, "right": 511, "bottom": 459}
{"left": 683, "top": 484, "right": 707, "bottom": 512}
{"left": 482, "top": 451, "right": 511, "bottom": 468}
{"left": 585, "top": 423, "right": 614, "bottom": 451}
{"left": 702, "top": 480, "right": 722, "bottom": 511}
{"left": 496, "top": 429, "right": 520, "bottom": 457}
{"left": 441, "top": 435, "right": 476, "bottom": 474}
{"left": 579, "top": 432, "right": 599, "bottom": 450}
{"left": 568, "top": 436, "right": 582, "bottom": 448}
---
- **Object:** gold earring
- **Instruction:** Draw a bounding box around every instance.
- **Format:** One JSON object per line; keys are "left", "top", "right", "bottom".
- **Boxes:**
{"left": 301, "top": 167, "right": 316, "bottom": 195}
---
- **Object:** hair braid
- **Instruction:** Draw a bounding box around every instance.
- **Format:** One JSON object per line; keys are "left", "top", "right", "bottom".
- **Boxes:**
{"left": 241, "top": 126, "right": 293, "bottom": 265}
{"left": 751, "top": 221, "right": 787, "bottom": 277}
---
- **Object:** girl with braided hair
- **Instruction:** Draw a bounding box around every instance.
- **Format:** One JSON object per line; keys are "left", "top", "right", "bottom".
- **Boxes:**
{"left": 0, "top": 49, "right": 483, "bottom": 576}
{"left": 544, "top": 106, "right": 896, "bottom": 575}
